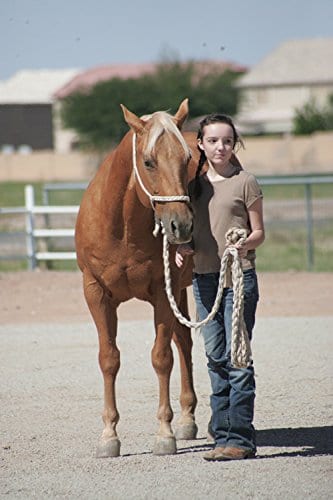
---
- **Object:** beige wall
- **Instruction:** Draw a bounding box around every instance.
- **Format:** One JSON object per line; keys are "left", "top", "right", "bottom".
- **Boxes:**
{"left": 0, "top": 151, "right": 101, "bottom": 182}
{"left": 0, "top": 132, "right": 332, "bottom": 182}
{"left": 237, "top": 131, "right": 333, "bottom": 176}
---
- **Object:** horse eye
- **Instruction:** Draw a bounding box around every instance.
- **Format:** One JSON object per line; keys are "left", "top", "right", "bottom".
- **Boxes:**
{"left": 144, "top": 159, "right": 153, "bottom": 169}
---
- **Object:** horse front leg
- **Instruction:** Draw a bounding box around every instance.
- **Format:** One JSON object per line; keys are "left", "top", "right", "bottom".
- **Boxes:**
{"left": 83, "top": 271, "right": 121, "bottom": 458}
{"left": 172, "top": 288, "right": 198, "bottom": 440}
{"left": 152, "top": 300, "right": 177, "bottom": 455}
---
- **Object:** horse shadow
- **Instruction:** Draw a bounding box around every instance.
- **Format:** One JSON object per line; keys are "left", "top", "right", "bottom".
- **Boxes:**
{"left": 177, "top": 425, "right": 333, "bottom": 459}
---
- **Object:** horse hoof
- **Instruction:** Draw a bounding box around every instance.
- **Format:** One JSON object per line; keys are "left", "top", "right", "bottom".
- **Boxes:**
{"left": 96, "top": 438, "right": 121, "bottom": 458}
{"left": 175, "top": 422, "right": 198, "bottom": 440}
{"left": 153, "top": 436, "right": 177, "bottom": 455}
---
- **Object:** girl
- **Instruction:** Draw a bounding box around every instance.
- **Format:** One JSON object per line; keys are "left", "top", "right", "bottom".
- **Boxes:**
{"left": 176, "top": 114, "right": 265, "bottom": 461}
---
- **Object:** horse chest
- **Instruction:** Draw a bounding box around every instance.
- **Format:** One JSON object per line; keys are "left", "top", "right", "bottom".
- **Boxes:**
{"left": 102, "top": 258, "right": 163, "bottom": 301}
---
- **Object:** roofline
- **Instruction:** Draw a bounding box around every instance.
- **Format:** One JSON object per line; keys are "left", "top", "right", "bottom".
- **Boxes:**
{"left": 0, "top": 101, "right": 53, "bottom": 105}
{"left": 236, "top": 80, "right": 333, "bottom": 89}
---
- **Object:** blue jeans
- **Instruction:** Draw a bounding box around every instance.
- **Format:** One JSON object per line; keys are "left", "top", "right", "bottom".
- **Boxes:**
{"left": 192, "top": 269, "right": 259, "bottom": 451}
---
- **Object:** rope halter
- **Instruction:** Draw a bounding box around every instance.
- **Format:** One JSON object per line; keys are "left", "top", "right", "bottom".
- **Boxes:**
{"left": 132, "top": 133, "right": 190, "bottom": 217}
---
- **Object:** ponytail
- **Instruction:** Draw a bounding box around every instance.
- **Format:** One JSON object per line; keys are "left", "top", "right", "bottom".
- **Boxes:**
{"left": 193, "top": 150, "right": 206, "bottom": 199}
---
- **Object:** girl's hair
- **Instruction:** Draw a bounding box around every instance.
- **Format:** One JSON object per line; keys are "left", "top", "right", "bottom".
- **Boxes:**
{"left": 193, "top": 113, "right": 244, "bottom": 198}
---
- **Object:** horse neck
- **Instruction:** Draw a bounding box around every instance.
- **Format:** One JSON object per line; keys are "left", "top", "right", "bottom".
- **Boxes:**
{"left": 102, "top": 134, "right": 154, "bottom": 227}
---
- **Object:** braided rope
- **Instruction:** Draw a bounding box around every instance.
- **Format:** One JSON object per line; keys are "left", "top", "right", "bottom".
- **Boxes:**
{"left": 163, "top": 227, "right": 252, "bottom": 368}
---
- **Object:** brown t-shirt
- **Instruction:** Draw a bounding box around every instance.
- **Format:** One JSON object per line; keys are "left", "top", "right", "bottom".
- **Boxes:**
{"left": 190, "top": 165, "right": 263, "bottom": 274}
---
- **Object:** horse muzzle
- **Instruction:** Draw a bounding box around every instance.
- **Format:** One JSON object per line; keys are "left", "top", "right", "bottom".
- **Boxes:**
{"left": 159, "top": 209, "right": 194, "bottom": 245}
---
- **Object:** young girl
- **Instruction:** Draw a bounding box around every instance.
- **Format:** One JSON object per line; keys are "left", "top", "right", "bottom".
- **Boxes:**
{"left": 176, "top": 114, "right": 265, "bottom": 461}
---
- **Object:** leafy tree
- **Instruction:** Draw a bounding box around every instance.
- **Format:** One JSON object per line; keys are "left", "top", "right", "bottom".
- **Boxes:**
{"left": 60, "top": 62, "right": 244, "bottom": 150}
{"left": 190, "top": 69, "right": 241, "bottom": 117}
{"left": 293, "top": 94, "right": 333, "bottom": 135}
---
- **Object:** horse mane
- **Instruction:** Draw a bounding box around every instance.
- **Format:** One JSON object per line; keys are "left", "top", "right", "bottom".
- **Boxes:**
{"left": 144, "top": 111, "right": 192, "bottom": 160}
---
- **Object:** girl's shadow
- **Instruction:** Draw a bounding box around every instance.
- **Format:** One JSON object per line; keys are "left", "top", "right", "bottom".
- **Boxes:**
{"left": 255, "top": 425, "right": 333, "bottom": 458}
{"left": 177, "top": 425, "right": 333, "bottom": 458}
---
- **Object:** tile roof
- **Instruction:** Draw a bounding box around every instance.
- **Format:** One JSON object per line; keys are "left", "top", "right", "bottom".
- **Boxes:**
{"left": 54, "top": 63, "right": 156, "bottom": 99}
{"left": 54, "top": 60, "right": 247, "bottom": 99}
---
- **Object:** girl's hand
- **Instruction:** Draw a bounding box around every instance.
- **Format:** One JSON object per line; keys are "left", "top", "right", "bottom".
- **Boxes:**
{"left": 232, "top": 242, "right": 248, "bottom": 259}
{"left": 175, "top": 244, "right": 194, "bottom": 268}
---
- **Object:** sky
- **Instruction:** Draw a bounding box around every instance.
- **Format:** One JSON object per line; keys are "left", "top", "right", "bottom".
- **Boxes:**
{"left": 1, "top": 0, "right": 333, "bottom": 80}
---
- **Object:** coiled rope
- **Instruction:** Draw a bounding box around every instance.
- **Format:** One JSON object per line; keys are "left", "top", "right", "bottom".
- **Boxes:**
{"left": 162, "top": 227, "right": 252, "bottom": 368}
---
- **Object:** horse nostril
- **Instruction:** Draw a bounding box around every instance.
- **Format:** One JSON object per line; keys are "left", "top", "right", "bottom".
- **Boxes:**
{"left": 171, "top": 220, "right": 177, "bottom": 233}
{"left": 170, "top": 219, "right": 193, "bottom": 240}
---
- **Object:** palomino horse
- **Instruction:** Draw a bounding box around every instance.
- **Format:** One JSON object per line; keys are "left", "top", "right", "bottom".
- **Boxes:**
{"left": 75, "top": 99, "right": 199, "bottom": 457}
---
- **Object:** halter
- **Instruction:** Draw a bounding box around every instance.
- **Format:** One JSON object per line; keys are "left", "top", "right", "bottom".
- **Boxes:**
{"left": 132, "top": 133, "right": 190, "bottom": 209}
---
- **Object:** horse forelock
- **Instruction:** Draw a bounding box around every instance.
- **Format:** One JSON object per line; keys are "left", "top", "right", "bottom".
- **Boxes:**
{"left": 145, "top": 111, "right": 191, "bottom": 159}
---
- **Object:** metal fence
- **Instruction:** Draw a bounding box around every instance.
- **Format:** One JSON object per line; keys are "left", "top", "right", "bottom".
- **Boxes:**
{"left": 0, "top": 185, "right": 79, "bottom": 270}
{"left": 258, "top": 175, "right": 333, "bottom": 270}
{"left": 0, "top": 175, "right": 333, "bottom": 271}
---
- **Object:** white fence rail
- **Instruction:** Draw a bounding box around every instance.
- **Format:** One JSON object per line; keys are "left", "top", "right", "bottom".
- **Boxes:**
{"left": 0, "top": 184, "right": 79, "bottom": 269}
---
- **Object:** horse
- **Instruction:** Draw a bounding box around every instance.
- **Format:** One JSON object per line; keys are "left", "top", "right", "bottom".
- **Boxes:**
{"left": 75, "top": 99, "right": 200, "bottom": 458}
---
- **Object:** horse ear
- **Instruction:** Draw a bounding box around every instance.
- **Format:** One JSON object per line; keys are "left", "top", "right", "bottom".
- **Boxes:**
{"left": 173, "top": 98, "right": 189, "bottom": 129}
{"left": 120, "top": 104, "right": 146, "bottom": 134}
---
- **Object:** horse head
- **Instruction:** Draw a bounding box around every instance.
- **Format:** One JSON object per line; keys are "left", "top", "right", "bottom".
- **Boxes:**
{"left": 121, "top": 99, "right": 193, "bottom": 245}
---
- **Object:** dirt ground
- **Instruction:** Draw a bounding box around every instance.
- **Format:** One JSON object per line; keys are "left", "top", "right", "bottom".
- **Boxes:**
{"left": 1, "top": 271, "right": 332, "bottom": 323}
{"left": 1, "top": 271, "right": 332, "bottom": 499}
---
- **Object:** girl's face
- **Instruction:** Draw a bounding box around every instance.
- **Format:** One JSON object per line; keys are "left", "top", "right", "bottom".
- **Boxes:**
{"left": 198, "top": 122, "right": 235, "bottom": 169}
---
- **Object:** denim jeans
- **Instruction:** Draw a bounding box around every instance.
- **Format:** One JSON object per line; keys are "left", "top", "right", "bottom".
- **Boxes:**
{"left": 192, "top": 269, "right": 259, "bottom": 451}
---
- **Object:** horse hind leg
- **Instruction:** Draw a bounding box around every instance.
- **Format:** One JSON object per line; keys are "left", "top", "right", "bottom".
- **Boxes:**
{"left": 83, "top": 271, "right": 121, "bottom": 458}
{"left": 172, "top": 289, "right": 198, "bottom": 440}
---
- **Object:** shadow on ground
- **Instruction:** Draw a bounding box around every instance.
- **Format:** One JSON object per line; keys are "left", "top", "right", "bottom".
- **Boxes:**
{"left": 256, "top": 425, "right": 333, "bottom": 458}
{"left": 176, "top": 425, "right": 333, "bottom": 459}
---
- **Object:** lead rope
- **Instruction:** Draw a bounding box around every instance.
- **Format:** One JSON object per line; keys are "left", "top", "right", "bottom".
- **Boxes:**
{"left": 131, "top": 134, "right": 251, "bottom": 366}
{"left": 162, "top": 226, "right": 252, "bottom": 368}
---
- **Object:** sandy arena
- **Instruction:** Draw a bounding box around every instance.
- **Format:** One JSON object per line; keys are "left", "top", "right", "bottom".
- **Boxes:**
{"left": 1, "top": 271, "right": 332, "bottom": 499}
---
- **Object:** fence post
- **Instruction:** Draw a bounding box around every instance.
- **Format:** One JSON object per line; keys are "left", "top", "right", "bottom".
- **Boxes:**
{"left": 305, "top": 183, "right": 314, "bottom": 270}
{"left": 25, "top": 184, "right": 37, "bottom": 270}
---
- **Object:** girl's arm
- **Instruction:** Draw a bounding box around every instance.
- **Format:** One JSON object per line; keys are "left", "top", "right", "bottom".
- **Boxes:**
{"left": 235, "top": 198, "right": 265, "bottom": 258}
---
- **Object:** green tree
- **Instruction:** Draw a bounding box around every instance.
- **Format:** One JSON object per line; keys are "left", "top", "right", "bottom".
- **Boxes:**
{"left": 190, "top": 69, "right": 241, "bottom": 117}
{"left": 293, "top": 94, "right": 333, "bottom": 135}
{"left": 60, "top": 62, "right": 244, "bottom": 150}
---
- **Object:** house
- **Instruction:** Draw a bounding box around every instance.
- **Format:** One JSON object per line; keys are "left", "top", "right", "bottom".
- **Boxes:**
{"left": 0, "top": 69, "right": 80, "bottom": 152}
{"left": 235, "top": 38, "right": 333, "bottom": 134}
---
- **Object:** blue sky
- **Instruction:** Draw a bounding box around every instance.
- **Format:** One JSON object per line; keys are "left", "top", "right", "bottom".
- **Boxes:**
{"left": 1, "top": 0, "right": 333, "bottom": 79}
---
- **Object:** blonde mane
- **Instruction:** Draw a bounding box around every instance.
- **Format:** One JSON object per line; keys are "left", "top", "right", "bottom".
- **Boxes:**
{"left": 145, "top": 111, "right": 192, "bottom": 159}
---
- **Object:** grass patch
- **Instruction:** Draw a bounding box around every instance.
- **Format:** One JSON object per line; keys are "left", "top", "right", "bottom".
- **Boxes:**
{"left": 0, "top": 182, "right": 43, "bottom": 206}
{"left": 0, "top": 181, "right": 85, "bottom": 207}
{"left": 257, "top": 224, "right": 333, "bottom": 272}
{"left": 260, "top": 182, "right": 333, "bottom": 200}
{"left": 0, "top": 259, "right": 28, "bottom": 271}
